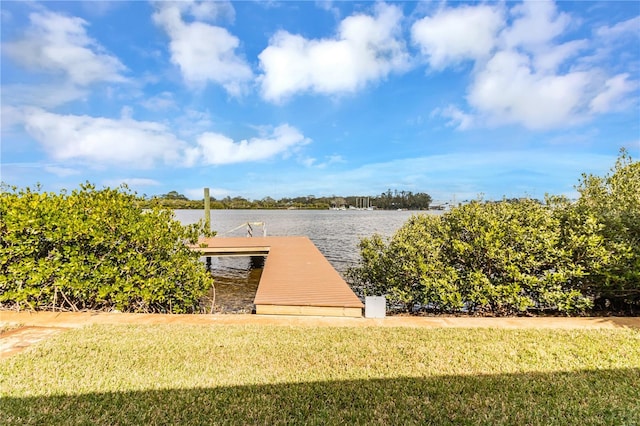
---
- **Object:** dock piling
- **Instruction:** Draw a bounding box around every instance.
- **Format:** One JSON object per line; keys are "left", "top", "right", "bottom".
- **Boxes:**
{"left": 204, "top": 187, "right": 211, "bottom": 233}
{"left": 204, "top": 187, "right": 211, "bottom": 266}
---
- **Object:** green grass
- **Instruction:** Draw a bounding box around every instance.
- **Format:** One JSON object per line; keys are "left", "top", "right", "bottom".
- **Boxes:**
{"left": 1, "top": 325, "right": 639, "bottom": 425}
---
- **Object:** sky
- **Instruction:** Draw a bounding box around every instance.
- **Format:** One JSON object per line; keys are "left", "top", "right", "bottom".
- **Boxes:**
{"left": 1, "top": 1, "right": 639, "bottom": 202}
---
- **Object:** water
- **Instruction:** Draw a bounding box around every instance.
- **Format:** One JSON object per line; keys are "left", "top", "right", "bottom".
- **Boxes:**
{"left": 175, "top": 209, "right": 442, "bottom": 312}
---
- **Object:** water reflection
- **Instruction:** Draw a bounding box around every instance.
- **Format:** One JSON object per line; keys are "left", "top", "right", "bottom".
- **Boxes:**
{"left": 200, "top": 256, "right": 265, "bottom": 313}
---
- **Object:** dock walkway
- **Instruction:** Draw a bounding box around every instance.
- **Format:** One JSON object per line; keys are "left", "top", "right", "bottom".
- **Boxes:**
{"left": 192, "top": 237, "right": 364, "bottom": 317}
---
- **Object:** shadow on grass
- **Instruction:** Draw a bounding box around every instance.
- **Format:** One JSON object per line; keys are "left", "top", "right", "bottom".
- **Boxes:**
{"left": 2, "top": 368, "right": 639, "bottom": 425}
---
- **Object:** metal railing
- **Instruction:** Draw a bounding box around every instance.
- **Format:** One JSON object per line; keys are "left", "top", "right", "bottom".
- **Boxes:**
{"left": 222, "top": 222, "right": 267, "bottom": 237}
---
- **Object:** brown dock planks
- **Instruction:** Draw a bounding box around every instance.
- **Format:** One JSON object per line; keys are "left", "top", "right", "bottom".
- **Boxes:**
{"left": 193, "top": 236, "right": 364, "bottom": 317}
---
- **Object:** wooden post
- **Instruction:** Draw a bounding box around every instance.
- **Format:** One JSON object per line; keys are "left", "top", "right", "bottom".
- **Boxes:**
{"left": 204, "top": 187, "right": 211, "bottom": 267}
{"left": 204, "top": 187, "right": 211, "bottom": 233}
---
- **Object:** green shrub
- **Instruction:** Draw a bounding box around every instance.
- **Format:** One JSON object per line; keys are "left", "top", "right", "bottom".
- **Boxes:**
{"left": 348, "top": 151, "right": 638, "bottom": 315}
{"left": 573, "top": 150, "right": 640, "bottom": 309}
{"left": 347, "top": 214, "right": 463, "bottom": 312}
{"left": 349, "top": 200, "right": 594, "bottom": 314}
{"left": 0, "top": 183, "right": 214, "bottom": 313}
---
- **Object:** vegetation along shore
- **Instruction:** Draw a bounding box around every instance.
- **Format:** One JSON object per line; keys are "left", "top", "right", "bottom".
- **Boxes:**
{"left": 138, "top": 189, "right": 434, "bottom": 210}
{"left": 1, "top": 150, "right": 638, "bottom": 316}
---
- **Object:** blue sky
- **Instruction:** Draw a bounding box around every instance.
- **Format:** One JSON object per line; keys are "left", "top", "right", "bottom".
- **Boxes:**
{"left": 1, "top": 1, "right": 638, "bottom": 202}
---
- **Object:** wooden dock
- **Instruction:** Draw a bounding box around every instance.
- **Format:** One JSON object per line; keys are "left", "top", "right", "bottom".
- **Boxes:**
{"left": 192, "top": 237, "right": 364, "bottom": 317}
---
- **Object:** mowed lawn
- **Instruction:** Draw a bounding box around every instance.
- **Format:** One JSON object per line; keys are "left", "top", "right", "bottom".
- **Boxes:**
{"left": 1, "top": 324, "right": 639, "bottom": 425}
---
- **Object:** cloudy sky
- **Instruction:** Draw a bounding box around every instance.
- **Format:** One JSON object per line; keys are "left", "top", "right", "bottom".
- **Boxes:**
{"left": 1, "top": 1, "right": 638, "bottom": 202}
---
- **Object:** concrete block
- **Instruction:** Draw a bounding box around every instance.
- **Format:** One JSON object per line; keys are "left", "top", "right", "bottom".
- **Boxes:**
{"left": 365, "top": 296, "right": 386, "bottom": 318}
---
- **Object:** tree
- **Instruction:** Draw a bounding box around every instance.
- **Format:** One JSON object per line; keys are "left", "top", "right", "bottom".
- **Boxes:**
{"left": 163, "top": 190, "right": 188, "bottom": 200}
{"left": 260, "top": 196, "right": 276, "bottom": 208}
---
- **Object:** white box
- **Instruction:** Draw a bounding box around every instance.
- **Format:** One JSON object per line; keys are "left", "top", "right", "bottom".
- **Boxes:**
{"left": 365, "top": 296, "right": 386, "bottom": 318}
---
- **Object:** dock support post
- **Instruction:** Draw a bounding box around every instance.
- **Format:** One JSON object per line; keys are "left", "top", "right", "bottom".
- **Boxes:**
{"left": 204, "top": 187, "right": 211, "bottom": 233}
{"left": 204, "top": 187, "right": 211, "bottom": 267}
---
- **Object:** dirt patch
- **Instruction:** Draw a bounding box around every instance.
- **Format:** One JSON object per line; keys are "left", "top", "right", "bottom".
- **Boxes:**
{"left": 0, "top": 326, "right": 67, "bottom": 359}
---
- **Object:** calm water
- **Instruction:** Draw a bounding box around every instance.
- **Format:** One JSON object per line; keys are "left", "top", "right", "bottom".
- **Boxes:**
{"left": 175, "top": 209, "right": 442, "bottom": 312}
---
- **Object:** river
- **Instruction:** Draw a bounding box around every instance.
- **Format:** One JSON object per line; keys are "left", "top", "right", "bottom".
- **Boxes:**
{"left": 174, "top": 209, "right": 442, "bottom": 312}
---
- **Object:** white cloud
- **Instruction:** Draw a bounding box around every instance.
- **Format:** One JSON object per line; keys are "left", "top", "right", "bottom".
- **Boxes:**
{"left": 316, "top": 1, "right": 341, "bottom": 19}
{"left": 20, "top": 108, "right": 187, "bottom": 168}
{"left": 468, "top": 50, "right": 592, "bottom": 129}
{"left": 300, "top": 157, "right": 317, "bottom": 168}
{"left": 44, "top": 166, "right": 80, "bottom": 177}
{"left": 325, "top": 154, "right": 346, "bottom": 165}
{"left": 416, "top": 1, "right": 638, "bottom": 130}
{"left": 1, "top": 105, "right": 27, "bottom": 130}
{"left": 153, "top": 2, "right": 252, "bottom": 95}
{"left": 411, "top": 5, "right": 503, "bottom": 69}
{"left": 140, "top": 92, "right": 176, "bottom": 111}
{"left": 596, "top": 16, "right": 640, "bottom": 39}
{"left": 533, "top": 39, "right": 588, "bottom": 73}
{"left": 1, "top": 83, "right": 88, "bottom": 108}
{"left": 178, "top": 0, "right": 235, "bottom": 22}
{"left": 3, "top": 10, "right": 126, "bottom": 86}
{"left": 500, "top": 1, "right": 571, "bottom": 50}
{"left": 300, "top": 154, "right": 345, "bottom": 169}
{"left": 434, "top": 105, "right": 474, "bottom": 130}
{"left": 258, "top": 3, "right": 410, "bottom": 102}
{"left": 188, "top": 124, "right": 310, "bottom": 165}
{"left": 589, "top": 74, "right": 638, "bottom": 113}
{"left": 173, "top": 109, "right": 215, "bottom": 138}
{"left": 15, "top": 108, "right": 310, "bottom": 169}
{"left": 499, "top": 2, "right": 587, "bottom": 74}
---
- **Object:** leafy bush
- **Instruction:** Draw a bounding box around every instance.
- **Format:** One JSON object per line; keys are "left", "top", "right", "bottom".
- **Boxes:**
{"left": 348, "top": 151, "right": 638, "bottom": 315}
{"left": 349, "top": 200, "right": 593, "bottom": 314}
{"left": 572, "top": 150, "right": 640, "bottom": 309}
{"left": 0, "top": 184, "right": 214, "bottom": 313}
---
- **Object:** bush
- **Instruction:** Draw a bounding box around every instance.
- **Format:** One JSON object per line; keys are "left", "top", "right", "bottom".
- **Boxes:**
{"left": 348, "top": 151, "right": 638, "bottom": 315}
{"left": 348, "top": 200, "right": 593, "bottom": 314}
{"left": 0, "top": 184, "right": 214, "bottom": 313}
{"left": 573, "top": 150, "right": 640, "bottom": 310}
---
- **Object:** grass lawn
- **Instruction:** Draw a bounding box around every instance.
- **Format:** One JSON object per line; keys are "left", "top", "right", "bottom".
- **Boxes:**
{"left": 1, "top": 324, "right": 639, "bottom": 425}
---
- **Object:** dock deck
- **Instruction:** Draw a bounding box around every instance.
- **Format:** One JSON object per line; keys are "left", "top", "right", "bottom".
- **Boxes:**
{"left": 192, "top": 237, "right": 364, "bottom": 317}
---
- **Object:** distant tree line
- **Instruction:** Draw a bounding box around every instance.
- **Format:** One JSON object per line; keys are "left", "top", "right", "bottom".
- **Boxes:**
{"left": 368, "top": 190, "right": 432, "bottom": 210}
{"left": 139, "top": 190, "right": 433, "bottom": 210}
